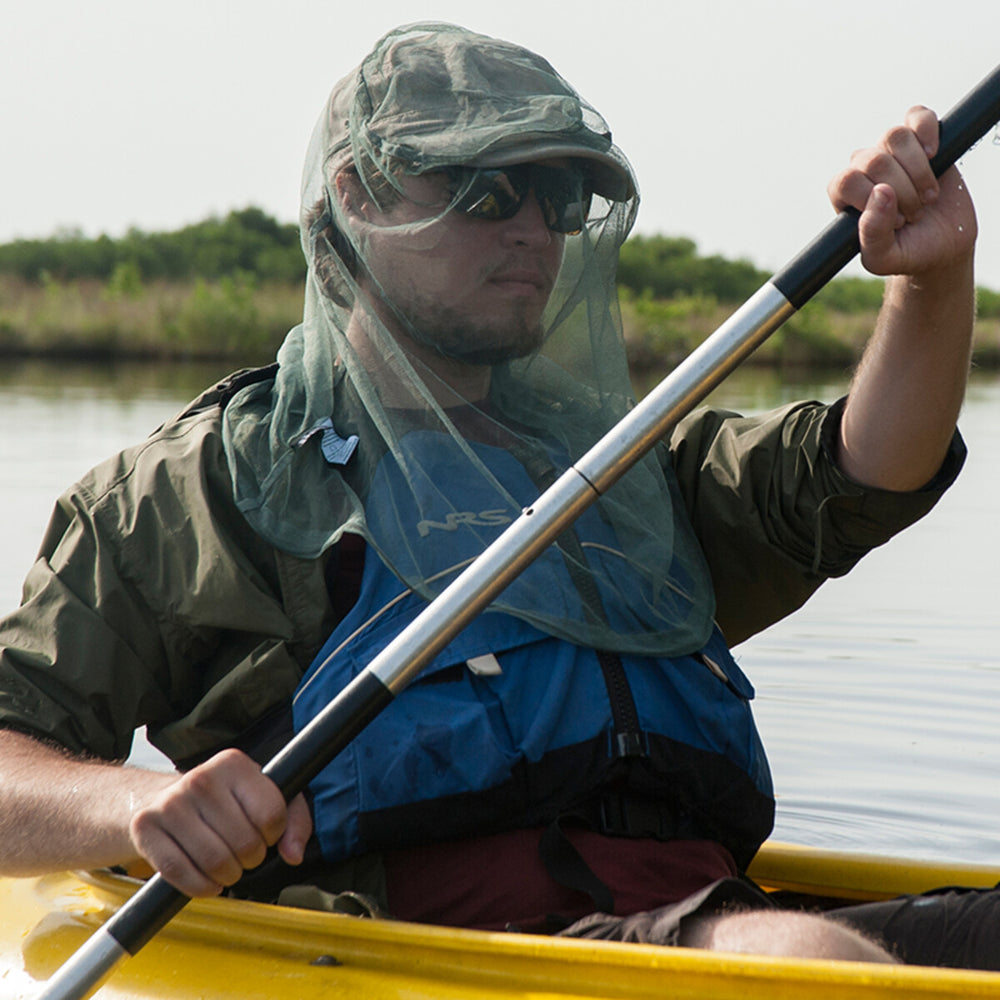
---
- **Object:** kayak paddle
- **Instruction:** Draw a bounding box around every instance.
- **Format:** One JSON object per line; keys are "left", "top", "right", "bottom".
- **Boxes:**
{"left": 35, "top": 61, "right": 1000, "bottom": 1000}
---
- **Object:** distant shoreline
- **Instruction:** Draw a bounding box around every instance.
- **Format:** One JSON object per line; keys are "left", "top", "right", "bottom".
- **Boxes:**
{"left": 3, "top": 212, "right": 997, "bottom": 369}
{"left": 2, "top": 272, "right": 998, "bottom": 371}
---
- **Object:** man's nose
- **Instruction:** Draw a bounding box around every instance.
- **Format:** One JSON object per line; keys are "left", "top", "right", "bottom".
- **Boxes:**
{"left": 501, "top": 192, "right": 554, "bottom": 246}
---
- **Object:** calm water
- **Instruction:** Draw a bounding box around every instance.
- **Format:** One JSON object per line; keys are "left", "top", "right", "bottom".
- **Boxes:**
{"left": 1, "top": 360, "right": 998, "bottom": 866}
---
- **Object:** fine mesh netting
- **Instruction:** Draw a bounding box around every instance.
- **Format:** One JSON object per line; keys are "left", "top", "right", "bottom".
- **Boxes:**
{"left": 223, "top": 22, "right": 716, "bottom": 656}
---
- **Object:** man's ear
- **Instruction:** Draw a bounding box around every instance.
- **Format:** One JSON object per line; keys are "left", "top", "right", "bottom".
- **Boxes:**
{"left": 336, "top": 169, "right": 373, "bottom": 220}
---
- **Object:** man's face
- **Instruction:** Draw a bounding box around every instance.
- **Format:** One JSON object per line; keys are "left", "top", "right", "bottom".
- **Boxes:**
{"left": 350, "top": 160, "right": 572, "bottom": 368}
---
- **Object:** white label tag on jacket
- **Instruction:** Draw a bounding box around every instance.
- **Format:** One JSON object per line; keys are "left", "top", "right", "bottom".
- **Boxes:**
{"left": 295, "top": 418, "right": 359, "bottom": 467}
{"left": 466, "top": 653, "right": 503, "bottom": 676}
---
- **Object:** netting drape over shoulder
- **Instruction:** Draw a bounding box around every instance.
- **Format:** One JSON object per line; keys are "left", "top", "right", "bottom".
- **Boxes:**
{"left": 223, "top": 22, "right": 717, "bottom": 657}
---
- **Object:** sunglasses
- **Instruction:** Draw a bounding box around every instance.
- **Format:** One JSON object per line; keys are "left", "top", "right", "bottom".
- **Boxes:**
{"left": 445, "top": 163, "right": 594, "bottom": 235}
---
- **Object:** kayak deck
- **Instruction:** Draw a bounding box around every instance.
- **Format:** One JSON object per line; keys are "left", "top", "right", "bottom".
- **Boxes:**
{"left": 2, "top": 842, "right": 998, "bottom": 999}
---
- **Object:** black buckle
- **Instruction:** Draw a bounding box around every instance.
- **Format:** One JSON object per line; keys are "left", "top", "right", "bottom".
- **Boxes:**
{"left": 597, "top": 795, "right": 674, "bottom": 839}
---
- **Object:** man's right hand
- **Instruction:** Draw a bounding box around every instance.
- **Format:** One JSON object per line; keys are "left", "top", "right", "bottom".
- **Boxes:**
{"left": 129, "top": 747, "right": 312, "bottom": 897}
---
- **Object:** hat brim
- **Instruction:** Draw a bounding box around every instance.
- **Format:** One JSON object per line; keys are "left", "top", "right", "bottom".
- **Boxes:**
{"left": 473, "top": 142, "right": 635, "bottom": 202}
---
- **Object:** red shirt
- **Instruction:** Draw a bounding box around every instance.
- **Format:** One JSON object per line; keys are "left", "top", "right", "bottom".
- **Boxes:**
{"left": 383, "top": 828, "right": 736, "bottom": 931}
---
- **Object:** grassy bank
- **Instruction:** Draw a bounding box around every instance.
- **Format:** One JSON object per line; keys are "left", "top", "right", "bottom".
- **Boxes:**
{"left": 2, "top": 272, "right": 999, "bottom": 372}
{"left": 0, "top": 273, "right": 301, "bottom": 366}
{"left": 622, "top": 288, "right": 1000, "bottom": 372}
{"left": 3, "top": 213, "right": 997, "bottom": 371}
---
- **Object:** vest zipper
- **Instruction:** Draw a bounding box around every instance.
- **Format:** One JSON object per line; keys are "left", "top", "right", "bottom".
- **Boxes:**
{"left": 595, "top": 648, "right": 647, "bottom": 758}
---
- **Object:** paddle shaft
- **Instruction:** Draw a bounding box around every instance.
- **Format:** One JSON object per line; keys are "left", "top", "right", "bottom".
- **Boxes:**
{"left": 36, "top": 63, "right": 1000, "bottom": 1000}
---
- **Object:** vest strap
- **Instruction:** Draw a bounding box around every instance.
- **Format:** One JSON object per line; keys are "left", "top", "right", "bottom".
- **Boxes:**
{"left": 539, "top": 819, "right": 616, "bottom": 915}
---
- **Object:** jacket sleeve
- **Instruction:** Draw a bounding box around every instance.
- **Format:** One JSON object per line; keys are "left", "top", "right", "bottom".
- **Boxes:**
{"left": 668, "top": 397, "right": 966, "bottom": 647}
{"left": 0, "top": 405, "right": 324, "bottom": 765}
{"left": 0, "top": 483, "right": 169, "bottom": 760}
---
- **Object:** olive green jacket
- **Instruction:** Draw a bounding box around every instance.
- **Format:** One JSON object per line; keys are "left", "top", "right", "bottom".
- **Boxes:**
{"left": 0, "top": 371, "right": 965, "bottom": 767}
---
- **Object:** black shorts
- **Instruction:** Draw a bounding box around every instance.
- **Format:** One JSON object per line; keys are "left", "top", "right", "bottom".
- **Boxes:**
{"left": 558, "top": 877, "right": 1000, "bottom": 971}
{"left": 834, "top": 885, "right": 1000, "bottom": 970}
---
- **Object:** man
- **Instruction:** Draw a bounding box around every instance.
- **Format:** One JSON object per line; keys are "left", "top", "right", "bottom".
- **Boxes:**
{"left": 0, "top": 23, "right": 985, "bottom": 966}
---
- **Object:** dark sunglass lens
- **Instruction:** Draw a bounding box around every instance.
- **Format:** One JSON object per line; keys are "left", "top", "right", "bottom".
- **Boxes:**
{"left": 554, "top": 192, "right": 592, "bottom": 235}
{"left": 453, "top": 168, "right": 527, "bottom": 221}
{"left": 449, "top": 164, "right": 592, "bottom": 232}
{"left": 533, "top": 165, "right": 591, "bottom": 234}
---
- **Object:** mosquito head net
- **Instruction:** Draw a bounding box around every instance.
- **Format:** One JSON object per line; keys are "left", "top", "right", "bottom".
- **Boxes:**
{"left": 223, "top": 22, "right": 716, "bottom": 656}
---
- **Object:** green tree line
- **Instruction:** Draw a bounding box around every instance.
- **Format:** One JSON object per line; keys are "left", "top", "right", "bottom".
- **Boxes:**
{"left": 2, "top": 210, "right": 997, "bottom": 367}
{"left": 3, "top": 210, "right": 997, "bottom": 315}
{"left": 618, "top": 234, "right": 1000, "bottom": 316}
{"left": 0, "top": 207, "right": 305, "bottom": 285}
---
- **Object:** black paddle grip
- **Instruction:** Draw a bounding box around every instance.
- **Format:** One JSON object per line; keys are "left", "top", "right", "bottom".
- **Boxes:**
{"left": 773, "top": 62, "right": 1000, "bottom": 310}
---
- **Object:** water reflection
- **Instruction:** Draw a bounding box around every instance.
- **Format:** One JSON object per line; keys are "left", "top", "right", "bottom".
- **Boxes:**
{"left": 731, "top": 373, "right": 1000, "bottom": 862}
{"left": 0, "top": 357, "right": 232, "bottom": 401}
{"left": 1, "top": 361, "right": 998, "bottom": 864}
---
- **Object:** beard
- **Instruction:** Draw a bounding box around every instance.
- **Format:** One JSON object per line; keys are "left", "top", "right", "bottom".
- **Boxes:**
{"left": 360, "top": 241, "right": 558, "bottom": 368}
{"left": 403, "top": 307, "right": 546, "bottom": 366}
{"left": 387, "top": 288, "right": 549, "bottom": 367}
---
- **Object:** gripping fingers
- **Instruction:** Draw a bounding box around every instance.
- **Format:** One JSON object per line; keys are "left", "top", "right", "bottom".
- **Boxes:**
{"left": 277, "top": 793, "right": 313, "bottom": 866}
{"left": 903, "top": 104, "right": 941, "bottom": 161}
{"left": 878, "top": 116, "right": 938, "bottom": 216}
{"left": 826, "top": 104, "right": 977, "bottom": 276}
{"left": 129, "top": 749, "right": 292, "bottom": 897}
{"left": 828, "top": 106, "right": 940, "bottom": 222}
{"left": 130, "top": 812, "right": 234, "bottom": 897}
{"left": 856, "top": 184, "right": 903, "bottom": 266}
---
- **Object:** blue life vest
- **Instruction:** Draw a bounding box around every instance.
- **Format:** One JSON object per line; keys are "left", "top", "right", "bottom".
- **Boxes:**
{"left": 293, "top": 433, "right": 774, "bottom": 869}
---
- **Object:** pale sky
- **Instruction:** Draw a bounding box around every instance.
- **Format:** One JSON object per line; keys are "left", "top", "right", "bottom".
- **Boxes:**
{"left": 3, "top": 0, "right": 998, "bottom": 286}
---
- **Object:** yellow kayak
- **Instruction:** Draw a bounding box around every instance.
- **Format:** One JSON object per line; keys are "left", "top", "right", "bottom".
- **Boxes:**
{"left": 3, "top": 842, "right": 998, "bottom": 999}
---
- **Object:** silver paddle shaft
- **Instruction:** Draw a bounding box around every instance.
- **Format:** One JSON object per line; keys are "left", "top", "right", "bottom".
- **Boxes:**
{"left": 367, "top": 283, "right": 794, "bottom": 693}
